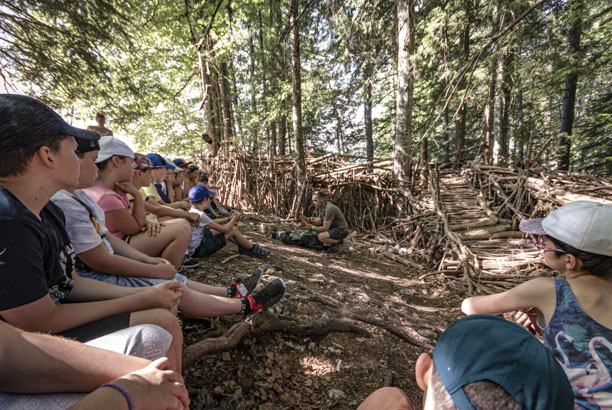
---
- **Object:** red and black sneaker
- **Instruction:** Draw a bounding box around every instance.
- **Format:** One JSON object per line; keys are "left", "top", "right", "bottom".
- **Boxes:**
{"left": 242, "top": 278, "right": 286, "bottom": 314}
{"left": 228, "top": 267, "right": 263, "bottom": 298}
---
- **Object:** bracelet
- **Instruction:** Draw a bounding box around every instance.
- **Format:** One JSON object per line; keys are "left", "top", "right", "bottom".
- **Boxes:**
{"left": 100, "top": 383, "right": 133, "bottom": 410}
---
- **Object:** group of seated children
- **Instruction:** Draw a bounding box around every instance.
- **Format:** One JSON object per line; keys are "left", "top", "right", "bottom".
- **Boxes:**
{"left": 1, "top": 94, "right": 610, "bottom": 409}
{"left": 0, "top": 94, "right": 283, "bottom": 409}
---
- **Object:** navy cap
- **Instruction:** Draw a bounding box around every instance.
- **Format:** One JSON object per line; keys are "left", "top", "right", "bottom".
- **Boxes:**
{"left": 433, "top": 315, "right": 574, "bottom": 410}
{"left": 173, "top": 158, "right": 192, "bottom": 168}
{"left": 0, "top": 94, "right": 99, "bottom": 153}
{"left": 146, "top": 153, "right": 165, "bottom": 168}
{"left": 162, "top": 156, "right": 176, "bottom": 170}
{"left": 189, "top": 184, "right": 215, "bottom": 202}
{"left": 76, "top": 136, "right": 100, "bottom": 154}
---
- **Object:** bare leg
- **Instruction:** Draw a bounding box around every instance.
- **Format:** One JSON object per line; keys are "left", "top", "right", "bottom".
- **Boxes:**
{"left": 317, "top": 231, "right": 339, "bottom": 245}
{"left": 129, "top": 220, "right": 190, "bottom": 268}
{"left": 178, "top": 286, "right": 242, "bottom": 317}
{"left": 129, "top": 309, "right": 183, "bottom": 373}
{"left": 209, "top": 227, "right": 253, "bottom": 249}
{"left": 185, "top": 279, "right": 227, "bottom": 297}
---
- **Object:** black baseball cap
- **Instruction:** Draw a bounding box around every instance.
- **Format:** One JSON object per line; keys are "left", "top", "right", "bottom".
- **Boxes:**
{"left": 0, "top": 94, "right": 99, "bottom": 154}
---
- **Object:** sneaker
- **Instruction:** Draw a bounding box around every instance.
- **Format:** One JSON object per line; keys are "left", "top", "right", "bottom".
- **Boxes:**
{"left": 229, "top": 267, "right": 263, "bottom": 298}
{"left": 243, "top": 278, "right": 286, "bottom": 314}
{"left": 239, "top": 243, "right": 271, "bottom": 258}
{"left": 181, "top": 256, "right": 200, "bottom": 269}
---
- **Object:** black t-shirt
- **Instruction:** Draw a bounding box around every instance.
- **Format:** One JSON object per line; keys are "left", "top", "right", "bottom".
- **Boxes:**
{"left": 0, "top": 186, "right": 75, "bottom": 312}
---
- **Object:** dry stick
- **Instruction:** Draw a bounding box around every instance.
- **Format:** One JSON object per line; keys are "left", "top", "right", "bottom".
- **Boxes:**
{"left": 220, "top": 254, "right": 241, "bottom": 264}
{"left": 182, "top": 312, "right": 370, "bottom": 367}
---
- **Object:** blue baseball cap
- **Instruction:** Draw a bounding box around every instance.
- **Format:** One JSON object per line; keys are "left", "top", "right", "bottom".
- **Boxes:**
{"left": 433, "top": 315, "right": 573, "bottom": 410}
{"left": 161, "top": 156, "right": 176, "bottom": 170}
{"left": 189, "top": 184, "right": 215, "bottom": 202}
{"left": 146, "top": 153, "right": 165, "bottom": 168}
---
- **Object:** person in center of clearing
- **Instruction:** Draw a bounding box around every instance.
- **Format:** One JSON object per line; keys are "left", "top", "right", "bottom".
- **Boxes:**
{"left": 300, "top": 190, "right": 349, "bottom": 251}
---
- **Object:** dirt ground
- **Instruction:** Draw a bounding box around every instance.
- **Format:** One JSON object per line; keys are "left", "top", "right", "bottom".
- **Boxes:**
{"left": 181, "top": 216, "right": 467, "bottom": 409}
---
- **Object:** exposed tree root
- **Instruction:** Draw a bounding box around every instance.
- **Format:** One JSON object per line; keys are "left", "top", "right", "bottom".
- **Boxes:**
{"left": 183, "top": 312, "right": 371, "bottom": 367}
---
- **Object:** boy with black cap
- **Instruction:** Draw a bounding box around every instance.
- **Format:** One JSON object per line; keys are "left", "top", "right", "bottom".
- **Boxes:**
{"left": 0, "top": 94, "right": 184, "bottom": 372}
{"left": 359, "top": 315, "right": 574, "bottom": 410}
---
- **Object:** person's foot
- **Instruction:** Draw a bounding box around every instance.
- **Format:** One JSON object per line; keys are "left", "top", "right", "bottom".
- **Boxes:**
{"left": 181, "top": 256, "right": 200, "bottom": 269}
{"left": 229, "top": 267, "right": 263, "bottom": 298}
{"left": 241, "top": 278, "right": 286, "bottom": 314}
{"left": 239, "top": 243, "right": 271, "bottom": 258}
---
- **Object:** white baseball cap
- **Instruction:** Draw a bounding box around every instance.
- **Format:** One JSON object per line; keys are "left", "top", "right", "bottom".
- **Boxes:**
{"left": 519, "top": 200, "right": 612, "bottom": 256}
{"left": 95, "top": 136, "right": 135, "bottom": 163}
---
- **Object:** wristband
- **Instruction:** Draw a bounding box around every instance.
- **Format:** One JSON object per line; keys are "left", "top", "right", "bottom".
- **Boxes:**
{"left": 100, "top": 383, "right": 133, "bottom": 410}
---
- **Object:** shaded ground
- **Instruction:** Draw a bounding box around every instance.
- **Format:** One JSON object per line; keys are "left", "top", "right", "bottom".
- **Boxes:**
{"left": 181, "top": 216, "right": 467, "bottom": 409}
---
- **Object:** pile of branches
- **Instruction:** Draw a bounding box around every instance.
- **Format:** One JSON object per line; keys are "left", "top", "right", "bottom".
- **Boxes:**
{"left": 465, "top": 160, "right": 612, "bottom": 225}
{"left": 205, "top": 149, "right": 416, "bottom": 232}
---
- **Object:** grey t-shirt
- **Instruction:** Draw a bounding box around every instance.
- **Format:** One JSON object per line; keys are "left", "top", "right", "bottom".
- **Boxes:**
{"left": 319, "top": 201, "right": 348, "bottom": 231}
{"left": 51, "top": 189, "right": 114, "bottom": 256}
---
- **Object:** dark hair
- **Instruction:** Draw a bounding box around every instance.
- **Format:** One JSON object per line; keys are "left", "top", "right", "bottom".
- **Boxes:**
{"left": 0, "top": 135, "right": 67, "bottom": 177}
{"left": 549, "top": 236, "right": 612, "bottom": 277}
{"left": 95, "top": 113, "right": 105, "bottom": 119}
{"left": 428, "top": 365, "right": 519, "bottom": 409}
{"left": 199, "top": 173, "right": 209, "bottom": 183}
{"left": 96, "top": 155, "right": 130, "bottom": 171}
{"left": 187, "top": 164, "right": 199, "bottom": 174}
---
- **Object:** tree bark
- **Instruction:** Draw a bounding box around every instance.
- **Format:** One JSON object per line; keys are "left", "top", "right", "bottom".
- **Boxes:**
{"left": 290, "top": 0, "right": 306, "bottom": 215}
{"left": 219, "top": 62, "right": 233, "bottom": 145}
{"left": 484, "top": 0, "right": 500, "bottom": 164}
{"left": 453, "top": 0, "right": 471, "bottom": 169}
{"left": 279, "top": 114, "right": 287, "bottom": 155}
{"left": 364, "top": 61, "right": 374, "bottom": 163}
{"left": 393, "top": 0, "right": 416, "bottom": 184}
{"left": 492, "top": 46, "right": 505, "bottom": 166}
{"left": 249, "top": 28, "right": 258, "bottom": 154}
{"left": 557, "top": 0, "right": 582, "bottom": 171}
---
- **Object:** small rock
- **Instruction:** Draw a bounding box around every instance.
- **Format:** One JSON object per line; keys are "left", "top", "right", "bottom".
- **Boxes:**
{"left": 335, "top": 291, "right": 345, "bottom": 301}
{"left": 328, "top": 389, "right": 346, "bottom": 400}
{"left": 433, "top": 291, "right": 441, "bottom": 297}
{"left": 421, "top": 289, "right": 428, "bottom": 295}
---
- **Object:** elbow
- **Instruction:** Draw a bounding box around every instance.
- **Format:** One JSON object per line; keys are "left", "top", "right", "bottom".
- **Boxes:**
{"left": 461, "top": 298, "right": 475, "bottom": 315}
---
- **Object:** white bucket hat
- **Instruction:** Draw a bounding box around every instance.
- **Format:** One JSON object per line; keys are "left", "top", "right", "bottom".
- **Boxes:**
{"left": 519, "top": 200, "right": 612, "bottom": 257}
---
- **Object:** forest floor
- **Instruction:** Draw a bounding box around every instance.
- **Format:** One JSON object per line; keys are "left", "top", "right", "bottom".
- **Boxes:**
{"left": 181, "top": 215, "right": 469, "bottom": 410}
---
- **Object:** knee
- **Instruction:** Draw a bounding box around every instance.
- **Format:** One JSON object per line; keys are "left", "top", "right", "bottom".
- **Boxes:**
{"left": 153, "top": 309, "right": 184, "bottom": 347}
{"left": 168, "top": 221, "right": 191, "bottom": 242}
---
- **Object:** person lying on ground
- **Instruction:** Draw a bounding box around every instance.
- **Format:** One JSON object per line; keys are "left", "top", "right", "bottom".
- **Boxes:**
{"left": 300, "top": 190, "right": 349, "bottom": 248}
{"left": 86, "top": 112, "right": 113, "bottom": 136}
{"left": 142, "top": 153, "right": 191, "bottom": 210}
{"left": 0, "top": 94, "right": 184, "bottom": 371}
{"left": 52, "top": 138, "right": 285, "bottom": 318}
{"left": 0, "top": 321, "right": 188, "bottom": 410}
{"left": 358, "top": 315, "right": 574, "bottom": 410}
{"left": 83, "top": 139, "right": 197, "bottom": 269}
{"left": 461, "top": 200, "right": 612, "bottom": 408}
{"left": 188, "top": 184, "right": 271, "bottom": 259}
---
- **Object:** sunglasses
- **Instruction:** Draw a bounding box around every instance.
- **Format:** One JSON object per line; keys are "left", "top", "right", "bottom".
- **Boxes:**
{"left": 533, "top": 235, "right": 565, "bottom": 253}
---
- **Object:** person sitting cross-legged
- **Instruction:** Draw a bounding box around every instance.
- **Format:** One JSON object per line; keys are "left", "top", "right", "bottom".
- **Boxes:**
{"left": 358, "top": 315, "right": 574, "bottom": 410}
{"left": 52, "top": 138, "right": 286, "bottom": 318}
{"left": 300, "top": 190, "right": 349, "bottom": 250}
{"left": 188, "top": 184, "right": 271, "bottom": 259}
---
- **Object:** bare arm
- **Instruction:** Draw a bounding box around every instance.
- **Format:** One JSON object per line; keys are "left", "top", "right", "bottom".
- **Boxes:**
{"left": 207, "top": 214, "right": 238, "bottom": 234}
{"left": 143, "top": 201, "right": 198, "bottom": 225}
{"left": 77, "top": 242, "right": 176, "bottom": 280}
{"left": 0, "top": 281, "right": 182, "bottom": 334}
{"left": 461, "top": 277, "right": 556, "bottom": 322}
{"left": 105, "top": 208, "right": 144, "bottom": 236}
{"left": 0, "top": 321, "right": 151, "bottom": 394}
{"left": 310, "top": 220, "right": 332, "bottom": 233}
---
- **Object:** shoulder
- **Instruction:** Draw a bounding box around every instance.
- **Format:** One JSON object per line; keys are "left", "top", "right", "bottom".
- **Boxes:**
{"left": 0, "top": 187, "right": 29, "bottom": 222}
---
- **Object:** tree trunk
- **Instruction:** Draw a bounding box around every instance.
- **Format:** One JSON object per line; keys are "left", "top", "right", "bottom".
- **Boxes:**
{"left": 492, "top": 46, "right": 505, "bottom": 166}
{"left": 270, "top": 122, "right": 277, "bottom": 157}
{"left": 393, "top": 0, "right": 416, "bottom": 184}
{"left": 517, "top": 75, "right": 524, "bottom": 164}
{"left": 557, "top": 0, "right": 582, "bottom": 171}
{"left": 290, "top": 0, "right": 306, "bottom": 215}
{"left": 364, "top": 61, "right": 374, "bottom": 162}
{"left": 501, "top": 50, "right": 513, "bottom": 164}
{"left": 279, "top": 114, "right": 287, "bottom": 155}
{"left": 484, "top": 0, "right": 500, "bottom": 164}
{"left": 249, "top": 28, "right": 258, "bottom": 154}
{"left": 442, "top": 107, "right": 450, "bottom": 163}
{"left": 219, "top": 62, "right": 233, "bottom": 145}
{"left": 453, "top": 0, "right": 471, "bottom": 169}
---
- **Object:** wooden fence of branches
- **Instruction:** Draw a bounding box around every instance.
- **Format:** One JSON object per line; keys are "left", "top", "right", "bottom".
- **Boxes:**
{"left": 205, "top": 150, "right": 419, "bottom": 232}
